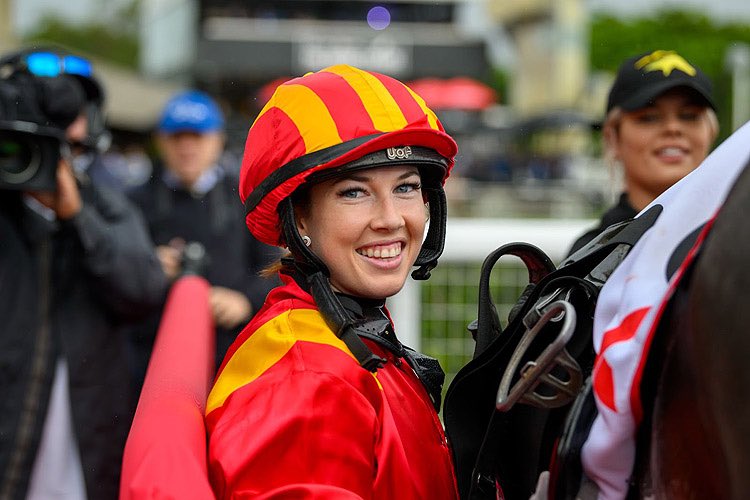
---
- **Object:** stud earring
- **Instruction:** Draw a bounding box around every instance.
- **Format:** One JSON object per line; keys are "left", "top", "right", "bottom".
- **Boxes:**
{"left": 302, "top": 235, "right": 311, "bottom": 247}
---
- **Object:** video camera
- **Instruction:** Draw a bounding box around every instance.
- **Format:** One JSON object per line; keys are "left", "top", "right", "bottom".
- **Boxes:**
{"left": 0, "top": 61, "right": 86, "bottom": 192}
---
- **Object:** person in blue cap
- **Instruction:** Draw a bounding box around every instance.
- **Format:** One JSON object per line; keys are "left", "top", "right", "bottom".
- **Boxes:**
{"left": 126, "top": 90, "right": 279, "bottom": 391}
{"left": 152, "top": 90, "right": 226, "bottom": 194}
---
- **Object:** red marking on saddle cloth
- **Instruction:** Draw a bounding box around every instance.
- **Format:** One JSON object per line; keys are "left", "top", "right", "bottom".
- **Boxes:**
{"left": 593, "top": 307, "right": 650, "bottom": 412}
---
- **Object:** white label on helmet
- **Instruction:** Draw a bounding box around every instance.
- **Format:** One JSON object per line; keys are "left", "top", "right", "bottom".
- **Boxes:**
{"left": 386, "top": 146, "right": 412, "bottom": 160}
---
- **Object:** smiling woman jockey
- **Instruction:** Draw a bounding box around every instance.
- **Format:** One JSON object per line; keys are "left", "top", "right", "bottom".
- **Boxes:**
{"left": 204, "top": 65, "right": 460, "bottom": 499}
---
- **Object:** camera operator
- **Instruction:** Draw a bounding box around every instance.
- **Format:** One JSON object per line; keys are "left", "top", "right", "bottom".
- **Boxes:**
{"left": 0, "top": 50, "right": 167, "bottom": 500}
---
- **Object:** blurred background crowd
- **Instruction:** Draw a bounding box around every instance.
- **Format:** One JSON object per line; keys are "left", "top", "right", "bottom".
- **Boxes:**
{"left": 4, "top": 0, "right": 750, "bottom": 425}
{"left": 1, "top": 1, "right": 750, "bottom": 497}
{"left": 3, "top": 0, "right": 750, "bottom": 218}
{"left": 3, "top": 0, "right": 750, "bottom": 396}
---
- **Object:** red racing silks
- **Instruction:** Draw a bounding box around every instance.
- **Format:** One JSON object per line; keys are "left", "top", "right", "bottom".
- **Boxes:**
{"left": 581, "top": 121, "right": 750, "bottom": 500}
{"left": 205, "top": 275, "right": 458, "bottom": 499}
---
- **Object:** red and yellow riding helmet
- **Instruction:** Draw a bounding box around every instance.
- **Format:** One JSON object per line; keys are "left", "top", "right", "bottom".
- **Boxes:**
{"left": 240, "top": 64, "right": 458, "bottom": 264}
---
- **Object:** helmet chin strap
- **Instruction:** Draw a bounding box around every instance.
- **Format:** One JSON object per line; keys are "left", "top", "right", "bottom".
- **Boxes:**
{"left": 279, "top": 198, "right": 386, "bottom": 371}
{"left": 278, "top": 197, "right": 329, "bottom": 277}
{"left": 412, "top": 183, "right": 448, "bottom": 280}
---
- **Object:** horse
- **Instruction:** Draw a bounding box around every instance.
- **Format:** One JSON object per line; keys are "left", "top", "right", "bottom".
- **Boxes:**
{"left": 648, "top": 157, "right": 750, "bottom": 499}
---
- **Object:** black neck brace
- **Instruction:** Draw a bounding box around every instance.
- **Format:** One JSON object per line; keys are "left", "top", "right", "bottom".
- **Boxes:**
{"left": 290, "top": 269, "right": 446, "bottom": 411}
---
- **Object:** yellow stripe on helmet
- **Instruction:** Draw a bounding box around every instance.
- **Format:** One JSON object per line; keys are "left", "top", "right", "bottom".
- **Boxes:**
{"left": 403, "top": 85, "right": 440, "bottom": 130}
{"left": 254, "top": 83, "right": 343, "bottom": 154}
{"left": 324, "top": 65, "right": 408, "bottom": 132}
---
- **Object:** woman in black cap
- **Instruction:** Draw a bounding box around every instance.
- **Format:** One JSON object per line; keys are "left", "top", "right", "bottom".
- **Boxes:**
{"left": 568, "top": 49, "right": 719, "bottom": 255}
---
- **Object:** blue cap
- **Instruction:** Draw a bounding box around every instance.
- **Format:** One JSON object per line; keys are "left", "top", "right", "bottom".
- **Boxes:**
{"left": 157, "top": 90, "right": 224, "bottom": 133}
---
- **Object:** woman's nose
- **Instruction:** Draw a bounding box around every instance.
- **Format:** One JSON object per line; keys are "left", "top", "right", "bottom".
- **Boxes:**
{"left": 663, "top": 113, "right": 684, "bottom": 134}
{"left": 371, "top": 196, "right": 405, "bottom": 231}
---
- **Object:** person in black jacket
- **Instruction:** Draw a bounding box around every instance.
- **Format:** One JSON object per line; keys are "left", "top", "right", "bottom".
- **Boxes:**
{"left": 127, "top": 90, "right": 279, "bottom": 387}
{"left": 567, "top": 50, "right": 719, "bottom": 256}
{"left": 0, "top": 50, "right": 168, "bottom": 500}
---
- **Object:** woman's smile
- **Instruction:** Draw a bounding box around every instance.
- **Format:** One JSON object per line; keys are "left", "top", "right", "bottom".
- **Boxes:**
{"left": 355, "top": 241, "right": 405, "bottom": 272}
{"left": 356, "top": 241, "right": 403, "bottom": 259}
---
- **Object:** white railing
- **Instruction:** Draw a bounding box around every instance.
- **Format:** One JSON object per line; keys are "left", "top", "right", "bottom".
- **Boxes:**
{"left": 388, "top": 217, "right": 595, "bottom": 350}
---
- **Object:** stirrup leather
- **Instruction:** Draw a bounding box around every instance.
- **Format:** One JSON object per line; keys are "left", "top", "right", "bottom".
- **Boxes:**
{"left": 496, "top": 300, "right": 582, "bottom": 412}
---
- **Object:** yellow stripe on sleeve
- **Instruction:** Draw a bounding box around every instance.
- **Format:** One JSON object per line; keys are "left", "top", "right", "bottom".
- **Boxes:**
{"left": 206, "top": 308, "right": 380, "bottom": 414}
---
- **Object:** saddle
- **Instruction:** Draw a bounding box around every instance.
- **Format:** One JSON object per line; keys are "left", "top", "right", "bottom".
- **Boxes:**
{"left": 443, "top": 205, "right": 662, "bottom": 500}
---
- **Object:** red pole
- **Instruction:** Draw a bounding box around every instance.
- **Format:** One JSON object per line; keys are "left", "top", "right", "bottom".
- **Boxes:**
{"left": 121, "top": 275, "right": 215, "bottom": 499}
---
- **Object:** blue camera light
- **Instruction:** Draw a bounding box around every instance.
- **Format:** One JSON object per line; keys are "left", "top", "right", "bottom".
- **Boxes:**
{"left": 25, "top": 52, "right": 93, "bottom": 78}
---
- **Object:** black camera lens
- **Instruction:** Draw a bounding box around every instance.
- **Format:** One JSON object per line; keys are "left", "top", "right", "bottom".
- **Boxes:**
{"left": 1, "top": 73, "right": 70, "bottom": 192}
{"left": 0, "top": 129, "right": 60, "bottom": 191}
{"left": 0, "top": 131, "right": 41, "bottom": 185}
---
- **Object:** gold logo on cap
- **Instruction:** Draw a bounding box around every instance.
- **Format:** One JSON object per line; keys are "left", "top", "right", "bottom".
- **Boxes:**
{"left": 386, "top": 146, "right": 413, "bottom": 160}
{"left": 634, "top": 50, "right": 696, "bottom": 77}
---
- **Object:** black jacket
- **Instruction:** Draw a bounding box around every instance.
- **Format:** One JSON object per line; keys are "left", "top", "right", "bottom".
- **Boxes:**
{"left": 567, "top": 192, "right": 639, "bottom": 256}
{"left": 127, "top": 167, "right": 279, "bottom": 375}
{"left": 0, "top": 185, "right": 168, "bottom": 500}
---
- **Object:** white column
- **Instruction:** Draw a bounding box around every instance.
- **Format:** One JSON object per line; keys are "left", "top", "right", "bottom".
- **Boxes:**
{"left": 726, "top": 43, "right": 750, "bottom": 132}
{"left": 387, "top": 277, "right": 421, "bottom": 350}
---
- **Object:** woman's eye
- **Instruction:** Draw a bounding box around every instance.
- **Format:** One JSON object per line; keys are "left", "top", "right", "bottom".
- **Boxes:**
{"left": 338, "top": 187, "right": 366, "bottom": 199}
{"left": 395, "top": 182, "right": 421, "bottom": 194}
{"left": 635, "top": 112, "right": 660, "bottom": 123}
{"left": 679, "top": 110, "right": 701, "bottom": 121}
